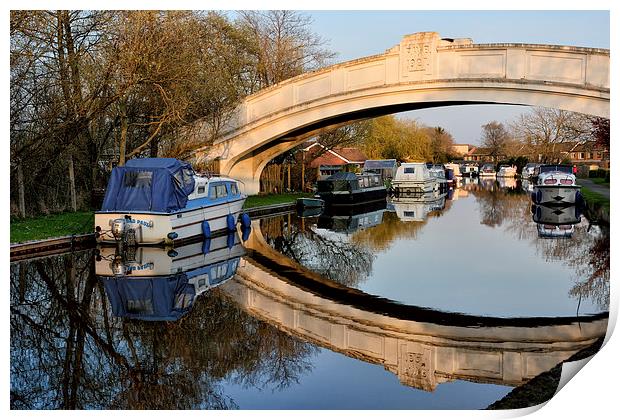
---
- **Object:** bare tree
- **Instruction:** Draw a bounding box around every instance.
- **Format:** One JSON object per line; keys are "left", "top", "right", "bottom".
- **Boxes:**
{"left": 236, "top": 10, "right": 336, "bottom": 89}
{"left": 480, "top": 121, "right": 510, "bottom": 161}
{"left": 511, "top": 107, "right": 591, "bottom": 163}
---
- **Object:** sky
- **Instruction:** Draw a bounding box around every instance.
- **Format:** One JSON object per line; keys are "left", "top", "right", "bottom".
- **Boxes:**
{"left": 304, "top": 10, "right": 610, "bottom": 144}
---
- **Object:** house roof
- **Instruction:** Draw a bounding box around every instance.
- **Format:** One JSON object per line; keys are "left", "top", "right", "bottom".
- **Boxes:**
{"left": 305, "top": 143, "right": 368, "bottom": 167}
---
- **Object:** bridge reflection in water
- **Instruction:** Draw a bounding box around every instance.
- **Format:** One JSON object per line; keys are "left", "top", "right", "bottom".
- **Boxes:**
{"left": 221, "top": 220, "right": 607, "bottom": 392}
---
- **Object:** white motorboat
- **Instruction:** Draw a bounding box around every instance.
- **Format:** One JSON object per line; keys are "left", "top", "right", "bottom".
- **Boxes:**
{"left": 459, "top": 163, "right": 479, "bottom": 177}
{"left": 444, "top": 162, "right": 461, "bottom": 178}
{"left": 521, "top": 163, "right": 538, "bottom": 179}
{"left": 497, "top": 165, "right": 517, "bottom": 177}
{"left": 532, "top": 165, "right": 582, "bottom": 206}
{"left": 479, "top": 163, "right": 496, "bottom": 177}
{"left": 95, "top": 158, "right": 249, "bottom": 245}
{"left": 391, "top": 162, "right": 439, "bottom": 194}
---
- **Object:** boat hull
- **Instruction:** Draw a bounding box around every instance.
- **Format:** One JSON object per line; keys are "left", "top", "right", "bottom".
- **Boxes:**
{"left": 317, "top": 187, "right": 387, "bottom": 206}
{"left": 392, "top": 179, "right": 438, "bottom": 194}
{"left": 95, "top": 198, "right": 245, "bottom": 245}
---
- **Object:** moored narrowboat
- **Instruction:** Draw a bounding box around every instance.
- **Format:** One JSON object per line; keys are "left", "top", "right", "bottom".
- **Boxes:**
{"left": 315, "top": 172, "right": 387, "bottom": 205}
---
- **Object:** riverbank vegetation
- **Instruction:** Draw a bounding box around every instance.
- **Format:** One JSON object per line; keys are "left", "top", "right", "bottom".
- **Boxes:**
{"left": 10, "top": 10, "right": 333, "bottom": 218}
{"left": 10, "top": 193, "right": 311, "bottom": 243}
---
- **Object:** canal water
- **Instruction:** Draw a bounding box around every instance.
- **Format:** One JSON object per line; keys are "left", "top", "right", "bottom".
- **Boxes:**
{"left": 10, "top": 178, "right": 609, "bottom": 409}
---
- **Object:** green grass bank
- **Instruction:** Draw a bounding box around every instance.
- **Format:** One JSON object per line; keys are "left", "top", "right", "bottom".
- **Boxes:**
{"left": 10, "top": 192, "right": 311, "bottom": 244}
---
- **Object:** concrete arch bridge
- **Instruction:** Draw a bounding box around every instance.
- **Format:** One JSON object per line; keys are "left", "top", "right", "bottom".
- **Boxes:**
{"left": 193, "top": 32, "right": 609, "bottom": 194}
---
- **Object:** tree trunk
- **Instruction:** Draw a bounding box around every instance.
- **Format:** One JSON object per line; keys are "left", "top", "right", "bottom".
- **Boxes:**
{"left": 17, "top": 163, "right": 26, "bottom": 218}
{"left": 68, "top": 156, "right": 77, "bottom": 212}
{"left": 119, "top": 101, "right": 127, "bottom": 165}
{"left": 287, "top": 162, "right": 291, "bottom": 191}
{"left": 301, "top": 151, "right": 305, "bottom": 192}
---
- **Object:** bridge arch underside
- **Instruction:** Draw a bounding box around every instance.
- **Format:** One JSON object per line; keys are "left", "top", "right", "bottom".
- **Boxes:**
{"left": 221, "top": 83, "right": 609, "bottom": 194}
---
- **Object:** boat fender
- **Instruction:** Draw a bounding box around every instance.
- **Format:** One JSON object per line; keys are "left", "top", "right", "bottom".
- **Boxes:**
{"left": 575, "top": 205, "right": 581, "bottom": 220}
{"left": 535, "top": 206, "right": 542, "bottom": 221}
{"left": 202, "top": 220, "right": 211, "bottom": 238}
{"left": 226, "top": 214, "right": 236, "bottom": 231}
{"left": 227, "top": 232, "right": 235, "bottom": 249}
{"left": 241, "top": 225, "right": 251, "bottom": 242}
{"left": 202, "top": 238, "right": 211, "bottom": 255}
{"left": 167, "top": 249, "right": 178, "bottom": 258}
{"left": 240, "top": 213, "right": 251, "bottom": 228}
{"left": 535, "top": 190, "right": 542, "bottom": 204}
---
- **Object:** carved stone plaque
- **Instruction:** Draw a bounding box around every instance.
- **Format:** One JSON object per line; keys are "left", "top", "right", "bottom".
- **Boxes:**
{"left": 399, "top": 346, "right": 435, "bottom": 391}
{"left": 400, "top": 32, "right": 440, "bottom": 79}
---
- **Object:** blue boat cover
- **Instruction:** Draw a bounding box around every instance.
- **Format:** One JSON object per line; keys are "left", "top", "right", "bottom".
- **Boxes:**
{"left": 101, "top": 274, "right": 196, "bottom": 321}
{"left": 101, "top": 158, "right": 195, "bottom": 212}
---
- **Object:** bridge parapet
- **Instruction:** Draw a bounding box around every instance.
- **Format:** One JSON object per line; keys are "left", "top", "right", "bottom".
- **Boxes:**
{"left": 217, "top": 31, "right": 609, "bottom": 141}
{"left": 193, "top": 32, "right": 609, "bottom": 194}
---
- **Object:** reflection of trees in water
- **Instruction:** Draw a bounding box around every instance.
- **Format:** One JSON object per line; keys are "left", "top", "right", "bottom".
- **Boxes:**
{"left": 260, "top": 216, "right": 373, "bottom": 288}
{"left": 10, "top": 251, "right": 316, "bottom": 409}
{"left": 351, "top": 211, "right": 427, "bottom": 252}
{"left": 471, "top": 183, "right": 524, "bottom": 228}
{"left": 478, "top": 190, "right": 610, "bottom": 311}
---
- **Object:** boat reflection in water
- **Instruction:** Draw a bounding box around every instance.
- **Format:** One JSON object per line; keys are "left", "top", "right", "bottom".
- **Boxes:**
{"left": 497, "top": 177, "right": 518, "bottom": 190}
{"left": 389, "top": 190, "right": 447, "bottom": 222}
{"left": 317, "top": 200, "right": 387, "bottom": 233}
{"left": 532, "top": 204, "right": 582, "bottom": 239}
{"left": 95, "top": 232, "right": 246, "bottom": 321}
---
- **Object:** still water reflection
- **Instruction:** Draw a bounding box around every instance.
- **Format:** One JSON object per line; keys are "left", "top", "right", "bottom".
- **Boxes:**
{"left": 10, "top": 178, "right": 609, "bottom": 409}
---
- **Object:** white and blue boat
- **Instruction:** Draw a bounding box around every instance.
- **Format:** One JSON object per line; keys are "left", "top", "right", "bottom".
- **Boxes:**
{"left": 95, "top": 158, "right": 249, "bottom": 245}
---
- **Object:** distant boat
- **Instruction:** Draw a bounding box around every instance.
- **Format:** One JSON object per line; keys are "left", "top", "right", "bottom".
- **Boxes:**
{"left": 521, "top": 163, "right": 539, "bottom": 179}
{"left": 479, "top": 163, "right": 496, "bottom": 177}
{"left": 444, "top": 162, "right": 461, "bottom": 178}
{"left": 391, "top": 163, "right": 439, "bottom": 194}
{"left": 532, "top": 165, "right": 582, "bottom": 206}
{"left": 315, "top": 172, "right": 387, "bottom": 205}
{"left": 427, "top": 164, "right": 448, "bottom": 190}
{"left": 497, "top": 165, "right": 517, "bottom": 177}
{"left": 459, "top": 163, "right": 479, "bottom": 177}
{"left": 95, "top": 158, "right": 249, "bottom": 246}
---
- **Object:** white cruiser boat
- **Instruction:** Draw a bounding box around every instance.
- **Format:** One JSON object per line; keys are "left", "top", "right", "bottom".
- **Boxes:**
{"left": 497, "top": 165, "right": 517, "bottom": 177}
{"left": 444, "top": 163, "right": 461, "bottom": 178}
{"left": 532, "top": 165, "right": 581, "bottom": 206}
{"left": 459, "top": 163, "right": 479, "bottom": 177}
{"left": 95, "top": 158, "right": 249, "bottom": 245}
{"left": 391, "top": 163, "right": 439, "bottom": 194}
{"left": 479, "top": 163, "right": 496, "bottom": 177}
{"left": 521, "top": 163, "right": 538, "bottom": 179}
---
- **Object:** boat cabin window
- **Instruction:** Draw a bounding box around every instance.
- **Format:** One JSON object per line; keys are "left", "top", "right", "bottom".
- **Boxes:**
{"left": 208, "top": 183, "right": 229, "bottom": 199}
{"left": 228, "top": 182, "right": 239, "bottom": 195}
{"left": 404, "top": 167, "right": 415, "bottom": 174}
{"left": 197, "top": 185, "right": 205, "bottom": 194}
{"left": 123, "top": 171, "right": 152, "bottom": 188}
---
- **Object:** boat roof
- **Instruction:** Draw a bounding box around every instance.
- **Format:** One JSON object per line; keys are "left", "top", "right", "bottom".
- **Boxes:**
{"left": 325, "top": 172, "right": 358, "bottom": 181}
{"left": 125, "top": 157, "right": 186, "bottom": 170}
{"left": 363, "top": 159, "right": 397, "bottom": 169}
